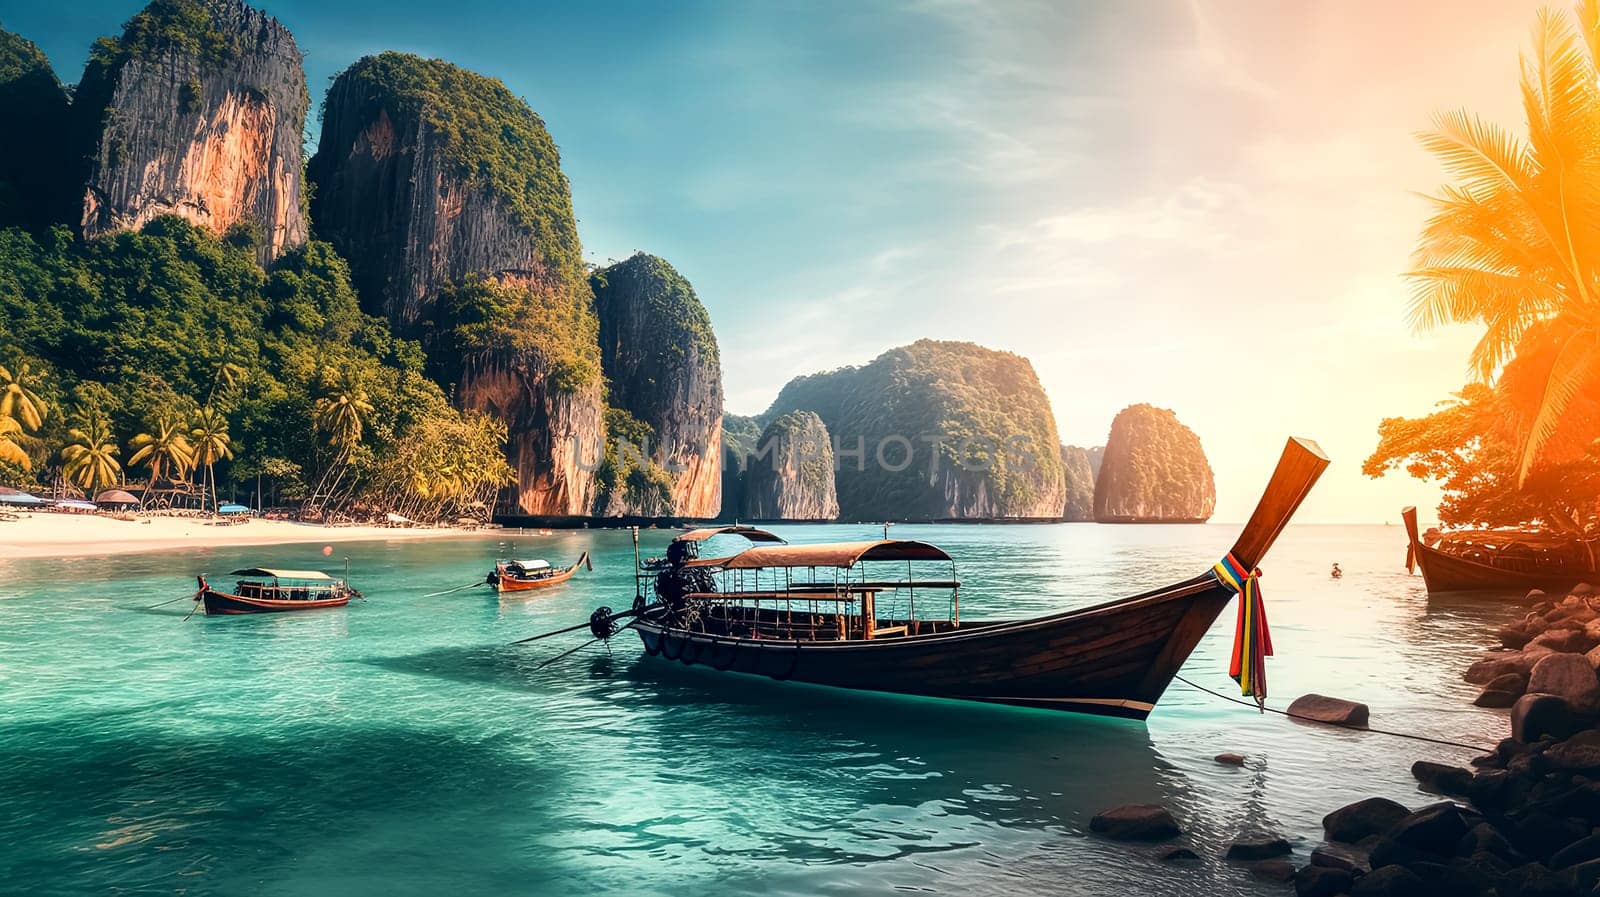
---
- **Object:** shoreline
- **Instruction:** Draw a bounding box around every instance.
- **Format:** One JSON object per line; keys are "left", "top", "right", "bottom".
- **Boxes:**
{"left": 0, "top": 512, "right": 497, "bottom": 560}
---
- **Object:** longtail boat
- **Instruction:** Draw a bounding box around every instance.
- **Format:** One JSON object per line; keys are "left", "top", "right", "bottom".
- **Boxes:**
{"left": 487, "top": 552, "right": 591, "bottom": 593}
{"left": 572, "top": 437, "right": 1327, "bottom": 720}
{"left": 194, "top": 568, "right": 360, "bottom": 615}
{"left": 1401, "top": 507, "right": 1598, "bottom": 596}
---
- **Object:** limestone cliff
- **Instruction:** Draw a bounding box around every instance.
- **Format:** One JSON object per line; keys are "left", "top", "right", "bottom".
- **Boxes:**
{"left": 591, "top": 253, "right": 722, "bottom": 517}
{"left": 309, "top": 53, "right": 601, "bottom": 517}
{"left": 766, "top": 340, "right": 1066, "bottom": 520}
{"left": 717, "top": 413, "right": 762, "bottom": 521}
{"left": 1060, "top": 444, "right": 1097, "bottom": 522}
{"left": 73, "top": 0, "right": 308, "bottom": 264}
{"left": 1093, "top": 404, "right": 1215, "bottom": 523}
{"left": 0, "top": 27, "right": 74, "bottom": 228}
{"left": 742, "top": 411, "right": 838, "bottom": 520}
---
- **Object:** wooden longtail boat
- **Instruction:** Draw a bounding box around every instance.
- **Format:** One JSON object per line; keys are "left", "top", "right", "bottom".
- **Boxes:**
{"left": 600, "top": 437, "right": 1328, "bottom": 720}
{"left": 194, "top": 568, "right": 360, "bottom": 615}
{"left": 1401, "top": 507, "right": 1598, "bottom": 596}
{"left": 488, "top": 552, "right": 591, "bottom": 593}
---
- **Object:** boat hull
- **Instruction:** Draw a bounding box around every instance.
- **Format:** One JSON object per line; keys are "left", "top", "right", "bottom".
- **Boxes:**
{"left": 199, "top": 588, "right": 350, "bottom": 615}
{"left": 631, "top": 577, "right": 1234, "bottom": 720}
{"left": 1410, "top": 543, "right": 1584, "bottom": 596}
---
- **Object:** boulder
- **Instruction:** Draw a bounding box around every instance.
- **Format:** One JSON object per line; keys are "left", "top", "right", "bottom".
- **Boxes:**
{"left": 1527, "top": 588, "right": 1549, "bottom": 602}
{"left": 1288, "top": 694, "right": 1370, "bottom": 727}
{"left": 1294, "top": 865, "right": 1353, "bottom": 897}
{"left": 1215, "top": 752, "right": 1247, "bottom": 766}
{"left": 1088, "top": 804, "right": 1180, "bottom": 841}
{"left": 1466, "top": 769, "right": 1525, "bottom": 815}
{"left": 1507, "top": 811, "right": 1587, "bottom": 862}
{"left": 1251, "top": 859, "right": 1297, "bottom": 882}
{"left": 1475, "top": 675, "right": 1524, "bottom": 708}
{"left": 1528, "top": 654, "right": 1600, "bottom": 712}
{"left": 1585, "top": 645, "right": 1600, "bottom": 670}
{"left": 1465, "top": 648, "right": 1554, "bottom": 684}
{"left": 1499, "top": 861, "right": 1568, "bottom": 896}
{"left": 1543, "top": 729, "right": 1600, "bottom": 771}
{"left": 1529, "top": 628, "right": 1596, "bottom": 654}
{"left": 1511, "top": 694, "right": 1575, "bottom": 743}
{"left": 1160, "top": 846, "right": 1199, "bottom": 862}
{"left": 1324, "top": 797, "right": 1411, "bottom": 843}
{"left": 1311, "top": 841, "right": 1372, "bottom": 874}
{"left": 1228, "top": 836, "right": 1292, "bottom": 860}
{"left": 1549, "top": 832, "right": 1600, "bottom": 869}
{"left": 1574, "top": 582, "right": 1595, "bottom": 597}
{"left": 1458, "top": 822, "right": 1522, "bottom": 864}
{"left": 1387, "top": 803, "right": 1472, "bottom": 856}
{"left": 1348, "top": 864, "right": 1427, "bottom": 896}
{"left": 1569, "top": 857, "right": 1600, "bottom": 891}
{"left": 1411, "top": 760, "right": 1473, "bottom": 796}
{"left": 1499, "top": 624, "right": 1535, "bottom": 649}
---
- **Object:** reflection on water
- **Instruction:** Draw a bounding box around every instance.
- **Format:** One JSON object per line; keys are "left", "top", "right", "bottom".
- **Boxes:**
{"left": 0, "top": 524, "right": 1524, "bottom": 896}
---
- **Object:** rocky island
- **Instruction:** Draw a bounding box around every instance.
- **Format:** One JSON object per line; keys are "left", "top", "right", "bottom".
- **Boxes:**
{"left": 1093, "top": 404, "right": 1215, "bottom": 523}
{"left": 740, "top": 410, "right": 838, "bottom": 521}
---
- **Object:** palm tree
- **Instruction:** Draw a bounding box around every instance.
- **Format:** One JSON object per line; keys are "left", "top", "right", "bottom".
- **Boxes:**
{"left": 190, "top": 406, "right": 233, "bottom": 513}
{"left": 0, "top": 416, "right": 30, "bottom": 470}
{"left": 1408, "top": 0, "right": 1600, "bottom": 482}
{"left": 128, "top": 413, "right": 195, "bottom": 489}
{"left": 61, "top": 408, "right": 121, "bottom": 496}
{"left": 0, "top": 361, "right": 47, "bottom": 432}
{"left": 313, "top": 372, "right": 374, "bottom": 455}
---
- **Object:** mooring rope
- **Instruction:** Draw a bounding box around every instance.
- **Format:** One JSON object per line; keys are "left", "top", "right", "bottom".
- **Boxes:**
{"left": 1171, "top": 674, "right": 1495, "bottom": 753}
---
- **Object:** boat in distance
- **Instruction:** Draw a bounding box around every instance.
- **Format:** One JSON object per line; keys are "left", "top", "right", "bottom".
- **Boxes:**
{"left": 1401, "top": 506, "right": 1598, "bottom": 596}
{"left": 487, "top": 552, "right": 591, "bottom": 593}
{"left": 194, "top": 568, "right": 361, "bottom": 615}
{"left": 594, "top": 437, "right": 1329, "bottom": 721}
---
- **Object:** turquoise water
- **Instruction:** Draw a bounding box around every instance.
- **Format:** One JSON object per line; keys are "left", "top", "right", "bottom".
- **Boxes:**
{"left": 0, "top": 524, "right": 1520, "bottom": 896}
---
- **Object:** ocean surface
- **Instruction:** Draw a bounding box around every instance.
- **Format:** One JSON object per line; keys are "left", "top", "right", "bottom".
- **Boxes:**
{"left": 0, "top": 523, "right": 1525, "bottom": 896}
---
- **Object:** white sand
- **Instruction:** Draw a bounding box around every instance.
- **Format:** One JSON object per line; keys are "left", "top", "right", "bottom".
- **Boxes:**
{"left": 0, "top": 511, "right": 492, "bottom": 560}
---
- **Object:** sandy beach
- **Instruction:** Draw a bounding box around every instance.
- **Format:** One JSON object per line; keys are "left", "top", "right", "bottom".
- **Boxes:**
{"left": 0, "top": 512, "right": 494, "bottom": 560}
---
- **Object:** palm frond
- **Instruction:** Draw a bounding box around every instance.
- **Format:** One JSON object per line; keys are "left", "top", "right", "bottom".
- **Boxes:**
{"left": 1517, "top": 328, "right": 1600, "bottom": 481}
{"left": 1419, "top": 111, "right": 1536, "bottom": 197}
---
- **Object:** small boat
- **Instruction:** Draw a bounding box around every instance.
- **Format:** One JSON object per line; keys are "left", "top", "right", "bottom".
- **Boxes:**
{"left": 1401, "top": 507, "right": 1598, "bottom": 596}
{"left": 194, "top": 568, "right": 360, "bottom": 615}
{"left": 589, "top": 437, "right": 1328, "bottom": 720}
{"left": 488, "top": 552, "right": 591, "bottom": 593}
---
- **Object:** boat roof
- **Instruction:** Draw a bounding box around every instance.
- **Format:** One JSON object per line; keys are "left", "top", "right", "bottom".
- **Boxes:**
{"left": 507, "top": 559, "right": 551, "bottom": 570}
{"left": 229, "top": 568, "right": 335, "bottom": 581}
{"left": 684, "top": 539, "right": 952, "bottom": 570}
{"left": 673, "top": 525, "right": 786, "bottom": 544}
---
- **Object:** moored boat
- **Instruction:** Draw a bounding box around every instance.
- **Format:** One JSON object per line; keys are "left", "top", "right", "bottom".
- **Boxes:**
{"left": 1401, "top": 507, "right": 1599, "bottom": 596}
{"left": 576, "top": 437, "right": 1328, "bottom": 720}
{"left": 487, "top": 552, "right": 591, "bottom": 593}
{"left": 194, "top": 568, "right": 360, "bottom": 615}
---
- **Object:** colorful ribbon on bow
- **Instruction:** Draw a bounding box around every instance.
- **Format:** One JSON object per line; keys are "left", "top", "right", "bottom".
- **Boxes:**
{"left": 1213, "top": 552, "right": 1272, "bottom": 709}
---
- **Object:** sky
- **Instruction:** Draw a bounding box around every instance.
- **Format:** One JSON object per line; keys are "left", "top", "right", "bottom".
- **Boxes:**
{"left": 2, "top": 0, "right": 1548, "bottom": 522}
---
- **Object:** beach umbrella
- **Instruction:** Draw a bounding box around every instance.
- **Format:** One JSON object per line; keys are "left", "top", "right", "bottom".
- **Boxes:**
{"left": 95, "top": 489, "right": 139, "bottom": 506}
{"left": 217, "top": 503, "right": 251, "bottom": 515}
{"left": 54, "top": 499, "right": 99, "bottom": 511}
{"left": 0, "top": 490, "right": 42, "bottom": 505}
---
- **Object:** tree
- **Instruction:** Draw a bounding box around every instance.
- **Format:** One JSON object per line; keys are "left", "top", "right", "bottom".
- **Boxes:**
{"left": 60, "top": 406, "right": 121, "bottom": 495}
{"left": 1406, "top": 0, "right": 1600, "bottom": 482}
{"left": 0, "top": 416, "right": 29, "bottom": 469}
{"left": 313, "top": 369, "right": 373, "bottom": 455}
{"left": 190, "top": 406, "right": 233, "bottom": 512}
{"left": 128, "top": 412, "right": 194, "bottom": 489}
{"left": 0, "top": 361, "right": 47, "bottom": 431}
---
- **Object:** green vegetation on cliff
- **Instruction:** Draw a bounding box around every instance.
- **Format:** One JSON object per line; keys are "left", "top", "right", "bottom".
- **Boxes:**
{"left": 329, "top": 52, "right": 581, "bottom": 280}
{"left": 0, "top": 218, "right": 504, "bottom": 515}
{"left": 765, "top": 339, "right": 1065, "bottom": 519}
{"left": 1060, "top": 444, "right": 1096, "bottom": 521}
{"left": 433, "top": 274, "right": 601, "bottom": 393}
{"left": 85, "top": 0, "right": 243, "bottom": 71}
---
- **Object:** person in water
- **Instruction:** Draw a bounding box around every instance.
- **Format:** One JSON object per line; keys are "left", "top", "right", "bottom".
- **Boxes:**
{"left": 1330, "top": 562, "right": 1343, "bottom": 579}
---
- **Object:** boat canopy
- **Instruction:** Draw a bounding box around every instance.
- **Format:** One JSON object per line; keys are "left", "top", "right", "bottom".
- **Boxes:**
{"left": 509, "top": 559, "right": 552, "bottom": 571}
{"left": 673, "top": 525, "right": 785, "bottom": 544}
{"left": 218, "top": 503, "right": 251, "bottom": 514}
{"left": 685, "top": 539, "right": 952, "bottom": 570}
{"left": 229, "top": 568, "right": 335, "bottom": 581}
